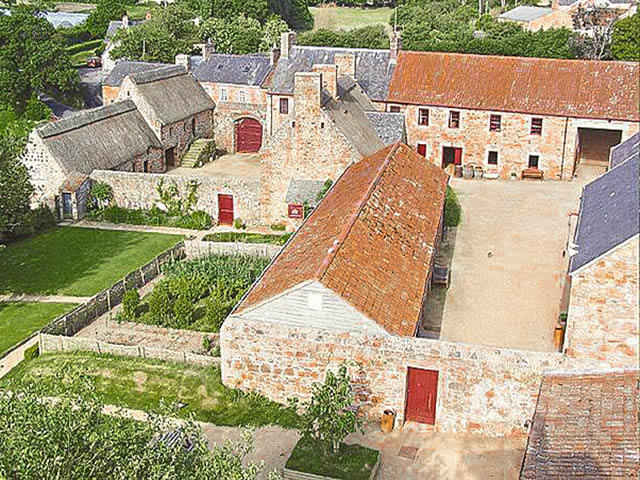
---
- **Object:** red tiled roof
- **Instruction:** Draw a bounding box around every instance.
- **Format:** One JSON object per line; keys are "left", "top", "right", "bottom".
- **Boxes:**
{"left": 388, "top": 52, "right": 640, "bottom": 121}
{"left": 521, "top": 370, "right": 640, "bottom": 479}
{"left": 236, "top": 142, "right": 449, "bottom": 336}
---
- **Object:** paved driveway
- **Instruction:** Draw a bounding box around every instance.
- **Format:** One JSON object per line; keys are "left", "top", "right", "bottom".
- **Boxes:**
{"left": 435, "top": 177, "right": 587, "bottom": 352}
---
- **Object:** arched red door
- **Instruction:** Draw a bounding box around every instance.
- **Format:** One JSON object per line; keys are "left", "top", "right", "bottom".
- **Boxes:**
{"left": 235, "top": 118, "right": 262, "bottom": 153}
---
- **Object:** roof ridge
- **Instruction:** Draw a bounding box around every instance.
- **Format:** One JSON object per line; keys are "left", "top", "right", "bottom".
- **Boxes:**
{"left": 129, "top": 65, "right": 186, "bottom": 84}
{"left": 38, "top": 100, "right": 137, "bottom": 138}
{"left": 315, "top": 142, "right": 401, "bottom": 282}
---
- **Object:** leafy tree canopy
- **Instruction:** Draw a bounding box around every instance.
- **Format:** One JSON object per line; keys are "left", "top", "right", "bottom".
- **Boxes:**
{"left": 611, "top": 13, "right": 639, "bottom": 61}
{"left": 85, "top": 0, "right": 128, "bottom": 38}
{"left": 298, "top": 24, "right": 389, "bottom": 49}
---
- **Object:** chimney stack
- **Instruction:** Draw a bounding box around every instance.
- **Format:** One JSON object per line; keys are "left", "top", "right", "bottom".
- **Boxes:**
{"left": 175, "top": 54, "right": 191, "bottom": 71}
{"left": 281, "top": 31, "right": 297, "bottom": 60}
{"left": 294, "top": 72, "right": 322, "bottom": 122}
{"left": 334, "top": 53, "right": 356, "bottom": 79}
{"left": 270, "top": 47, "right": 281, "bottom": 66}
{"left": 122, "top": 14, "right": 129, "bottom": 28}
{"left": 390, "top": 30, "right": 402, "bottom": 63}
{"left": 312, "top": 64, "right": 338, "bottom": 99}
{"left": 202, "top": 43, "right": 215, "bottom": 62}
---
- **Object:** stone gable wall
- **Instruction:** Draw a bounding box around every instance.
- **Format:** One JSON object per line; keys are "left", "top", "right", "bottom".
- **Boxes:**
{"left": 22, "top": 131, "right": 66, "bottom": 209}
{"left": 102, "top": 85, "right": 120, "bottom": 105}
{"left": 90, "top": 169, "right": 261, "bottom": 225}
{"left": 221, "top": 317, "right": 572, "bottom": 436}
{"left": 565, "top": 236, "right": 639, "bottom": 368}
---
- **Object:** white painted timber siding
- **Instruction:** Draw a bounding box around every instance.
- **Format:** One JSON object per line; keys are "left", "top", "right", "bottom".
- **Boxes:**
{"left": 240, "top": 281, "right": 389, "bottom": 336}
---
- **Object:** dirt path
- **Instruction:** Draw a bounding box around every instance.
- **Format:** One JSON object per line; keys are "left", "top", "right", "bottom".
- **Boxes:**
{"left": 0, "top": 294, "right": 89, "bottom": 304}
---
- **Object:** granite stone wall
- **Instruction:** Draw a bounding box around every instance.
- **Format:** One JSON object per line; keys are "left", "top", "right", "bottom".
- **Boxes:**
{"left": 184, "top": 239, "right": 281, "bottom": 259}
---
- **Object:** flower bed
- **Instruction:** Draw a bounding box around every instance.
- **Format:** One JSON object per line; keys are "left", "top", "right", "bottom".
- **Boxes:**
{"left": 87, "top": 206, "right": 212, "bottom": 230}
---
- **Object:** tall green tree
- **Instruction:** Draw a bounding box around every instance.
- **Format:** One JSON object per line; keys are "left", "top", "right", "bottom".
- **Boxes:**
{"left": 611, "top": 13, "right": 639, "bottom": 61}
{"left": 85, "top": 0, "right": 128, "bottom": 38}
{"left": 199, "top": 15, "right": 263, "bottom": 53}
{"left": 0, "top": 7, "right": 77, "bottom": 113}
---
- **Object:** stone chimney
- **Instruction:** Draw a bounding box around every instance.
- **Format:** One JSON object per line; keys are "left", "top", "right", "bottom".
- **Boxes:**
{"left": 281, "top": 31, "right": 297, "bottom": 60}
{"left": 202, "top": 43, "right": 215, "bottom": 62}
{"left": 175, "top": 54, "right": 191, "bottom": 71}
{"left": 122, "top": 14, "right": 129, "bottom": 28}
{"left": 334, "top": 53, "right": 356, "bottom": 79}
{"left": 294, "top": 72, "right": 322, "bottom": 123}
{"left": 270, "top": 47, "right": 281, "bottom": 66}
{"left": 312, "top": 64, "right": 338, "bottom": 99}
{"left": 390, "top": 30, "right": 402, "bottom": 63}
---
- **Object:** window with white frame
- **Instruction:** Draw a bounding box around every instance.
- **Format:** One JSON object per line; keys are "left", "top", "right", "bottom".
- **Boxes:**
{"left": 238, "top": 90, "right": 246, "bottom": 103}
{"left": 220, "top": 88, "right": 228, "bottom": 102}
{"left": 418, "top": 108, "right": 429, "bottom": 126}
{"left": 487, "top": 150, "right": 499, "bottom": 165}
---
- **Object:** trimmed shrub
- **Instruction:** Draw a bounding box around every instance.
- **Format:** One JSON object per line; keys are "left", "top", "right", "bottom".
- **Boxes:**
{"left": 23, "top": 344, "right": 39, "bottom": 361}
{"left": 444, "top": 185, "right": 462, "bottom": 227}
{"left": 122, "top": 289, "right": 140, "bottom": 321}
{"left": 172, "top": 295, "right": 195, "bottom": 326}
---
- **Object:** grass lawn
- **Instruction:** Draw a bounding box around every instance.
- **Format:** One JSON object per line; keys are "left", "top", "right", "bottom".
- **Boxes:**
{"left": 202, "top": 231, "right": 292, "bottom": 245}
{"left": 310, "top": 6, "right": 393, "bottom": 31}
{"left": 2, "top": 351, "right": 301, "bottom": 428}
{"left": 0, "top": 302, "right": 76, "bottom": 356}
{"left": 286, "top": 436, "right": 380, "bottom": 480}
{"left": 0, "top": 227, "right": 182, "bottom": 297}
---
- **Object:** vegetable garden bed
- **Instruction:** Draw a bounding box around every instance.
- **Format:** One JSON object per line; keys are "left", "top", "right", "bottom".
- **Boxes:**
{"left": 202, "top": 232, "right": 292, "bottom": 245}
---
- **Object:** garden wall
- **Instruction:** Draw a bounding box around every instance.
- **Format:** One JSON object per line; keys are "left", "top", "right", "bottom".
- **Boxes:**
{"left": 90, "top": 170, "right": 262, "bottom": 226}
{"left": 184, "top": 239, "right": 281, "bottom": 259}
{"left": 221, "top": 317, "right": 572, "bottom": 436}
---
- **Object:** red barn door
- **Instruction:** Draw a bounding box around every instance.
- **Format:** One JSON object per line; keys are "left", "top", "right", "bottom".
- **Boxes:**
{"left": 405, "top": 367, "right": 438, "bottom": 425}
{"left": 235, "top": 118, "right": 262, "bottom": 153}
{"left": 217, "top": 194, "right": 234, "bottom": 225}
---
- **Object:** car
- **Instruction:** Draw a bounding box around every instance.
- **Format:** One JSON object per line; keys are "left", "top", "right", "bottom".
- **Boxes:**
{"left": 86, "top": 56, "right": 102, "bottom": 68}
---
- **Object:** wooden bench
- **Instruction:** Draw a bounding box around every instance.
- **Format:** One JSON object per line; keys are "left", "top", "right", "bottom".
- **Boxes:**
{"left": 522, "top": 168, "right": 544, "bottom": 180}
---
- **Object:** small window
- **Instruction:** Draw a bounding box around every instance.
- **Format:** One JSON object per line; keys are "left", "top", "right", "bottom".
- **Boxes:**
{"left": 418, "top": 108, "right": 429, "bottom": 126}
{"left": 528, "top": 154, "right": 540, "bottom": 169}
{"left": 489, "top": 114, "right": 502, "bottom": 132}
{"left": 238, "top": 90, "right": 246, "bottom": 103}
{"left": 487, "top": 151, "right": 499, "bottom": 165}
{"left": 320, "top": 122, "right": 325, "bottom": 129}
{"left": 279, "top": 97, "right": 289, "bottom": 114}
{"left": 220, "top": 88, "right": 228, "bottom": 102}
{"left": 449, "top": 110, "right": 460, "bottom": 129}
{"left": 531, "top": 117, "right": 543, "bottom": 135}
{"left": 288, "top": 203, "right": 303, "bottom": 219}
{"left": 389, "top": 105, "right": 401, "bottom": 113}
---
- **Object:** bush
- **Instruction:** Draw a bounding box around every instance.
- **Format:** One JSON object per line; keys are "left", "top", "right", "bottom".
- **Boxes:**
{"left": 298, "top": 25, "right": 389, "bottom": 49}
{"left": 148, "top": 282, "right": 172, "bottom": 323}
{"left": 23, "top": 344, "right": 39, "bottom": 361}
{"left": 270, "top": 223, "right": 286, "bottom": 231}
{"left": 173, "top": 295, "right": 195, "bottom": 326}
{"left": 233, "top": 218, "right": 246, "bottom": 230}
{"left": 122, "top": 289, "right": 140, "bottom": 321}
{"left": 444, "top": 185, "right": 461, "bottom": 227}
{"left": 11, "top": 206, "right": 57, "bottom": 239}
{"left": 90, "top": 181, "right": 113, "bottom": 209}
{"left": 196, "top": 139, "right": 217, "bottom": 166}
{"left": 88, "top": 205, "right": 212, "bottom": 230}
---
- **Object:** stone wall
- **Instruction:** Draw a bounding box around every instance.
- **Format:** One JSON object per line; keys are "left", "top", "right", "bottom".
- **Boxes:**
{"left": 221, "top": 317, "right": 570, "bottom": 436}
{"left": 160, "top": 110, "right": 214, "bottom": 165}
{"left": 565, "top": 236, "right": 639, "bottom": 368}
{"left": 22, "top": 131, "right": 66, "bottom": 209}
{"left": 90, "top": 169, "right": 262, "bottom": 225}
{"left": 102, "top": 85, "right": 120, "bottom": 105}
{"left": 184, "top": 238, "right": 281, "bottom": 259}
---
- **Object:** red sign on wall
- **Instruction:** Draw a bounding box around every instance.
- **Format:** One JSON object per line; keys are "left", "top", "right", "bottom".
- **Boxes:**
{"left": 288, "top": 203, "right": 303, "bottom": 219}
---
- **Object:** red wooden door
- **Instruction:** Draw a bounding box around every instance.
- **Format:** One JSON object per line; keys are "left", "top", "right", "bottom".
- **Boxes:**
{"left": 417, "top": 144, "right": 427, "bottom": 157}
{"left": 454, "top": 147, "right": 462, "bottom": 165}
{"left": 217, "top": 194, "right": 234, "bottom": 225}
{"left": 405, "top": 368, "right": 438, "bottom": 425}
{"left": 235, "top": 118, "right": 262, "bottom": 153}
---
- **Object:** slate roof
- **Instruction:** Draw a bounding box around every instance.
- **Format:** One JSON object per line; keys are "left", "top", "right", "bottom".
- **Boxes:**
{"left": 569, "top": 152, "right": 639, "bottom": 273}
{"left": 106, "top": 19, "right": 142, "bottom": 38}
{"left": 285, "top": 179, "right": 326, "bottom": 205}
{"left": 267, "top": 46, "right": 395, "bottom": 101}
{"left": 610, "top": 132, "right": 639, "bottom": 169}
{"left": 126, "top": 65, "right": 216, "bottom": 125}
{"left": 192, "top": 53, "right": 272, "bottom": 86}
{"left": 37, "top": 100, "right": 161, "bottom": 175}
{"left": 498, "top": 6, "right": 552, "bottom": 21}
{"left": 236, "top": 142, "right": 449, "bottom": 337}
{"left": 520, "top": 370, "right": 640, "bottom": 479}
{"left": 388, "top": 51, "right": 640, "bottom": 121}
{"left": 365, "top": 111, "right": 406, "bottom": 145}
{"left": 321, "top": 76, "right": 384, "bottom": 157}
{"left": 103, "top": 61, "right": 169, "bottom": 87}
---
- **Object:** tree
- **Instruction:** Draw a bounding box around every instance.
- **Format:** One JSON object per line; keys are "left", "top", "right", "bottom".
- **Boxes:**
{"left": 302, "top": 364, "right": 363, "bottom": 455}
{"left": 0, "top": 6, "right": 77, "bottom": 113}
{"left": 611, "top": 13, "right": 639, "bottom": 61}
{"left": 199, "top": 15, "right": 263, "bottom": 54}
{"left": 85, "top": 0, "right": 128, "bottom": 38}
{"left": 0, "top": 378, "right": 281, "bottom": 479}
{"left": 260, "top": 15, "right": 289, "bottom": 51}
{"left": 571, "top": 5, "right": 617, "bottom": 59}
{"left": 268, "top": 0, "right": 313, "bottom": 30}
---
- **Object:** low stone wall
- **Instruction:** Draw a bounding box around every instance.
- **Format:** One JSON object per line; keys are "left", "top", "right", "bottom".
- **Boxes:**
{"left": 39, "top": 333, "right": 220, "bottom": 367}
{"left": 221, "top": 317, "right": 571, "bottom": 436}
{"left": 90, "top": 170, "right": 262, "bottom": 226}
{"left": 184, "top": 239, "right": 281, "bottom": 259}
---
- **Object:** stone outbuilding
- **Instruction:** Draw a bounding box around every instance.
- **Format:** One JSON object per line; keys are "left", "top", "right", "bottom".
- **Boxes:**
{"left": 564, "top": 136, "right": 639, "bottom": 368}
{"left": 22, "top": 100, "right": 163, "bottom": 218}
{"left": 102, "top": 60, "right": 168, "bottom": 105}
{"left": 118, "top": 65, "right": 216, "bottom": 167}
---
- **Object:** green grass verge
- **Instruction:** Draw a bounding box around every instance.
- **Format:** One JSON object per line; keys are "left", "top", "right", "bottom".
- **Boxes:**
{"left": 310, "top": 6, "right": 392, "bottom": 31}
{"left": 0, "top": 302, "right": 76, "bottom": 356}
{"left": 202, "top": 232, "right": 292, "bottom": 246}
{"left": 0, "top": 227, "right": 183, "bottom": 297}
{"left": 285, "top": 436, "right": 380, "bottom": 480}
{"left": 2, "top": 351, "right": 301, "bottom": 428}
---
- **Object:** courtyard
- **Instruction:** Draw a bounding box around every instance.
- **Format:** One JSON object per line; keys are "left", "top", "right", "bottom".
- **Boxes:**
{"left": 167, "top": 153, "right": 261, "bottom": 180}
{"left": 425, "top": 177, "right": 589, "bottom": 352}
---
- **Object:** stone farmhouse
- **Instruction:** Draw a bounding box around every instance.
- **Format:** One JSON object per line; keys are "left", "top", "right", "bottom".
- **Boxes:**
{"left": 23, "top": 65, "right": 214, "bottom": 219}
{"left": 564, "top": 133, "right": 639, "bottom": 368}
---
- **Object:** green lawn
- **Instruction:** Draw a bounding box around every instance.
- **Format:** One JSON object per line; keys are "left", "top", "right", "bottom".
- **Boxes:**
{"left": 0, "top": 302, "right": 76, "bottom": 356}
{"left": 310, "top": 6, "right": 393, "bottom": 31}
{"left": 2, "top": 351, "right": 301, "bottom": 428}
{"left": 0, "top": 227, "right": 182, "bottom": 296}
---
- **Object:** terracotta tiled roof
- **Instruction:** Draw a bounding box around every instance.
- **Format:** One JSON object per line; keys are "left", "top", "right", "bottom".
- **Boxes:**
{"left": 521, "top": 370, "right": 640, "bottom": 479}
{"left": 388, "top": 52, "right": 640, "bottom": 121}
{"left": 236, "top": 142, "right": 449, "bottom": 336}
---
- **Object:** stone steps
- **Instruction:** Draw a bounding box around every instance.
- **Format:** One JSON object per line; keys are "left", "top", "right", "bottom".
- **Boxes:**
{"left": 181, "top": 139, "right": 210, "bottom": 168}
